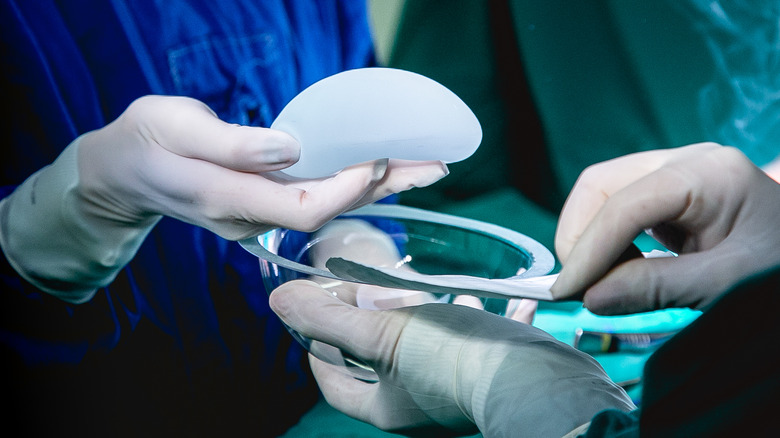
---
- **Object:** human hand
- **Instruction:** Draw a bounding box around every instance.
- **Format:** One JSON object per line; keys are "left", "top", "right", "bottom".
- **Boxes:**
{"left": 270, "top": 280, "right": 634, "bottom": 437}
{"left": 551, "top": 143, "right": 780, "bottom": 314}
{"left": 78, "top": 95, "right": 448, "bottom": 240}
{"left": 761, "top": 154, "right": 780, "bottom": 183}
{"left": 0, "top": 95, "right": 446, "bottom": 302}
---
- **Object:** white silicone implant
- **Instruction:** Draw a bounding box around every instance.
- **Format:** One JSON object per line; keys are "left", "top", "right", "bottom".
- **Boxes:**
{"left": 271, "top": 67, "right": 482, "bottom": 178}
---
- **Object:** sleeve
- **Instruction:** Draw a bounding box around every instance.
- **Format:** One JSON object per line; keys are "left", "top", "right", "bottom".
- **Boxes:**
{"left": 575, "top": 265, "right": 780, "bottom": 438}
{"left": 0, "top": 0, "right": 143, "bottom": 364}
{"left": 637, "top": 266, "right": 780, "bottom": 436}
{"left": 0, "top": 137, "right": 159, "bottom": 304}
{"left": 573, "top": 410, "right": 640, "bottom": 437}
{"left": 1, "top": 1, "right": 162, "bottom": 304}
{"left": 336, "top": 0, "right": 377, "bottom": 70}
{"left": 0, "top": 230, "right": 127, "bottom": 367}
{"left": 0, "top": 0, "right": 106, "bottom": 172}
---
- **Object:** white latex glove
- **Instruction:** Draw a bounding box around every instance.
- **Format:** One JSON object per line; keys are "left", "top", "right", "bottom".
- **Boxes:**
{"left": 270, "top": 280, "right": 635, "bottom": 437}
{"left": 551, "top": 143, "right": 780, "bottom": 314}
{"left": 0, "top": 96, "right": 448, "bottom": 304}
{"left": 762, "top": 154, "right": 780, "bottom": 183}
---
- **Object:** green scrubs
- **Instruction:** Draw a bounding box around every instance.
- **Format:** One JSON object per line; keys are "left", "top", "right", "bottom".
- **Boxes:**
{"left": 391, "top": 0, "right": 778, "bottom": 248}
{"left": 285, "top": 2, "right": 780, "bottom": 435}
{"left": 386, "top": 0, "right": 778, "bottom": 404}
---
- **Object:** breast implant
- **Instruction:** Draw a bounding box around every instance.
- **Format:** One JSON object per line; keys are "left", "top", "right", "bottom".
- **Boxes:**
{"left": 271, "top": 67, "right": 482, "bottom": 179}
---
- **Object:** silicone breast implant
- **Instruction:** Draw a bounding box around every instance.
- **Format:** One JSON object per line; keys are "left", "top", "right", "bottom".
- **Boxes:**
{"left": 271, "top": 67, "right": 482, "bottom": 179}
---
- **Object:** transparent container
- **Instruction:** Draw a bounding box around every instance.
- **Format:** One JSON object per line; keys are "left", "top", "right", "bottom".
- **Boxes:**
{"left": 240, "top": 203, "right": 554, "bottom": 380}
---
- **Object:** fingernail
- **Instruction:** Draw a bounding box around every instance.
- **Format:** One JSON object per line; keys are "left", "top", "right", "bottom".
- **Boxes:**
{"left": 549, "top": 272, "right": 572, "bottom": 300}
{"left": 412, "top": 162, "right": 449, "bottom": 188}
{"left": 268, "top": 289, "right": 291, "bottom": 316}
{"left": 264, "top": 131, "right": 301, "bottom": 165}
{"left": 372, "top": 159, "right": 390, "bottom": 180}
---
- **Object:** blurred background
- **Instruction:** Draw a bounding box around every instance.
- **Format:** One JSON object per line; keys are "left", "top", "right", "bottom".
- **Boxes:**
{"left": 281, "top": 0, "right": 780, "bottom": 435}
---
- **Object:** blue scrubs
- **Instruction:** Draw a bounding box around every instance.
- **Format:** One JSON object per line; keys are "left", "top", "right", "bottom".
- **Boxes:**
{"left": 1, "top": 1, "right": 373, "bottom": 435}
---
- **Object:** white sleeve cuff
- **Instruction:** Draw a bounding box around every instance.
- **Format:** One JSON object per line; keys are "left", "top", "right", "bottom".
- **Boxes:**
{"left": 0, "top": 137, "right": 159, "bottom": 303}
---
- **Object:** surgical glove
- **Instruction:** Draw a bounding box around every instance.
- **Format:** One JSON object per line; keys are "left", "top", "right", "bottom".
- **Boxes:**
{"left": 552, "top": 143, "right": 780, "bottom": 314}
{"left": 0, "top": 96, "right": 448, "bottom": 304}
{"left": 270, "top": 280, "right": 635, "bottom": 437}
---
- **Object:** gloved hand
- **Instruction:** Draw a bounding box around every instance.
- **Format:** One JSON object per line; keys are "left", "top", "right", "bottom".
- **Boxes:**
{"left": 762, "top": 154, "right": 780, "bottom": 182}
{"left": 270, "top": 280, "right": 635, "bottom": 437}
{"left": 551, "top": 143, "right": 780, "bottom": 314}
{"left": 0, "top": 95, "right": 448, "bottom": 304}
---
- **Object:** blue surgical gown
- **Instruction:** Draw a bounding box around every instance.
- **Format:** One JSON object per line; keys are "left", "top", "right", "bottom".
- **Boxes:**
{"left": 0, "top": 1, "right": 373, "bottom": 435}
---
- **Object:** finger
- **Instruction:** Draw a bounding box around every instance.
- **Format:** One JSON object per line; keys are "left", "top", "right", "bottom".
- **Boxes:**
{"left": 452, "top": 295, "right": 484, "bottom": 310}
{"left": 761, "top": 155, "right": 780, "bottom": 183}
{"left": 308, "top": 219, "right": 403, "bottom": 269}
{"left": 311, "top": 354, "right": 431, "bottom": 432}
{"left": 507, "top": 299, "right": 538, "bottom": 324}
{"left": 348, "top": 159, "right": 449, "bottom": 209}
{"left": 141, "top": 157, "right": 390, "bottom": 239}
{"left": 551, "top": 166, "right": 696, "bottom": 300}
{"left": 269, "top": 280, "right": 408, "bottom": 363}
{"left": 582, "top": 249, "right": 734, "bottom": 314}
{"left": 264, "top": 160, "right": 390, "bottom": 231}
{"left": 554, "top": 144, "right": 719, "bottom": 262}
{"left": 309, "top": 354, "right": 379, "bottom": 423}
{"left": 133, "top": 96, "right": 300, "bottom": 172}
{"left": 555, "top": 151, "right": 664, "bottom": 263}
{"left": 252, "top": 159, "right": 445, "bottom": 233}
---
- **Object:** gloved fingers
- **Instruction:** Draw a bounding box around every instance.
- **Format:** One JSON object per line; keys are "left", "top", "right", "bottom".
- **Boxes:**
{"left": 452, "top": 295, "right": 485, "bottom": 310}
{"left": 253, "top": 159, "right": 446, "bottom": 233}
{"left": 145, "top": 159, "right": 388, "bottom": 239}
{"left": 309, "top": 354, "right": 380, "bottom": 423}
{"left": 579, "top": 250, "right": 734, "bottom": 314}
{"left": 260, "top": 160, "right": 391, "bottom": 232}
{"left": 84, "top": 96, "right": 449, "bottom": 240}
{"left": 280, "top": 159, "right": 448, "bottom": 213}
{"left": 555, "top": 151, "right": 666, "bottom": 263}
{"left": 761, "top": 154, "right": 780, "bottom": 182}
{"left": 146, "top": 158, "right": 444, "bottom": 241}
{"left": 506, "top": 299, "right": 537, "bottom": 324}
{"left": 129, "top": 95, "right": 300, "bottom": 172}
{"left": 269, "top": 280, "right": 410, "bottom": 364}
{"left": 552, "top": 164, "right": 697, "bottom": 300}
{"left": 310, "top": 353, "right": 440, "bottom": 432}
{"left": 346, "top": 159, "right": 449, "bottom": 209}
{"left": 552, "top": 143, "right": 780, "bottom": 307}
{"left": 555, "top": 143, "right": 720, "bottom": 263}
{"left": 308, "top": 219, "right": 405, "bottom": 270}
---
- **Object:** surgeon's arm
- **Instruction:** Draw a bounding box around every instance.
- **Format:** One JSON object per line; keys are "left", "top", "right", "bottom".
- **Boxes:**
{"left": 0, "top": 95, "right": 448, "bottom": 304}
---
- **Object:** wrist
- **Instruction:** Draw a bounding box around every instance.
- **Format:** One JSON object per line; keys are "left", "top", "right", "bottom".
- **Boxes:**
{"left": 0, "top": 137, "right": 160, "bottom": 303}
{"left": 397, "top": 304, "right": 481, "bottom": 432}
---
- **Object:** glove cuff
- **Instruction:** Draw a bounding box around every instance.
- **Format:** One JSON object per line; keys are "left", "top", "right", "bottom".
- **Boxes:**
{"left": 398, "top": 305, "right": 480, "bottom": 432}
{"left": 0, "top": 137, "right": 159, "bottom": 303}
{"left": 401, "top": 305, "right": 635, "bottom": 437}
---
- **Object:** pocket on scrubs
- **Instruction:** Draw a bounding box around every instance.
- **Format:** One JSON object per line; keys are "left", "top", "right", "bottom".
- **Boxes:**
{"left": 167, "top": 33, "right": 293, "bottom": 127}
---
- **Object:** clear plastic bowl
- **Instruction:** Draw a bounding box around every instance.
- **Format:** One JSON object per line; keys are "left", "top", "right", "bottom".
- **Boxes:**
{"left": 240, "top": 203, "right": 554, "bottom": 380}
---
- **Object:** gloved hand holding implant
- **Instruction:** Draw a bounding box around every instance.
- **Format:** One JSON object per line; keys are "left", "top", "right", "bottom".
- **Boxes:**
{"left": 0, "top": 68, "right": 480, "bottom": 304}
